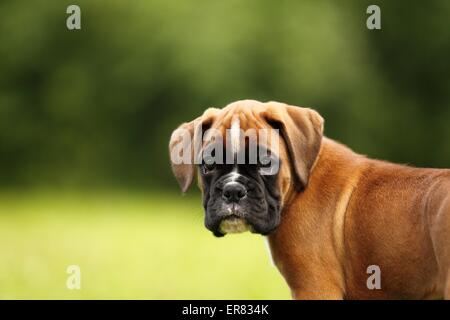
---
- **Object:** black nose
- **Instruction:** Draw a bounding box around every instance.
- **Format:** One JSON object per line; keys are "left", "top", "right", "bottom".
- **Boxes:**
{"left": 222, "top": 182, "right": 247, "bottom": 203}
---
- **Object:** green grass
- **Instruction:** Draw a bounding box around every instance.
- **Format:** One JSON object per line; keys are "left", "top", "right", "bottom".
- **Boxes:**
{"left": 0, "top": 190, "right": 290, "bottom": 299}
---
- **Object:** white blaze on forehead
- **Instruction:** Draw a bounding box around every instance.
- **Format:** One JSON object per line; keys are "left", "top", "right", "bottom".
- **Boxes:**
{"left": 230, "top": 115, "right": 240, "bottom": 155}
{"left": 229, "top": 170, "right": 240, "bottom": 182}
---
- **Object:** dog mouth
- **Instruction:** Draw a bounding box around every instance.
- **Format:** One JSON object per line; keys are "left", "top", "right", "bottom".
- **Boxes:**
{"left": 225, "top": 203, "right": 241, "bottom": 215}
{"left": 222, "top": 213, "right": 242, "bottom": 222}
{"left": 207, "top": 198, "right": 276, "bottom": 237}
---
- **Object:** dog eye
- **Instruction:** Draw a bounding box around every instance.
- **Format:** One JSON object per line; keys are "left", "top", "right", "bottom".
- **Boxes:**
{"left": 258, "top": 156, "right": 277, "bottom": 175}
{"left": 202, "top": 162, "right": 216, "bottom": 173}
{"left": 258, "top": 157, "right": 272, "bottom": 168}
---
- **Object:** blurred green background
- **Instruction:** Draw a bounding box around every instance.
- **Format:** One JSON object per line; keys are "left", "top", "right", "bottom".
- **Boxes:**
{"left": 0, "top": 0, "right": 449, "bottom": 299}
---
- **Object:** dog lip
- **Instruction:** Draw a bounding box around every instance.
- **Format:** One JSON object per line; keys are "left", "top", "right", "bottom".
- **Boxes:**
{"left": 213, "top": 230, "right": 225, "bottom": 237}
{"left": 223, "top": 213, "right": 242, "bottom": 221}
{"left": 224, "top": 203, "right": 245, "bottom": 217}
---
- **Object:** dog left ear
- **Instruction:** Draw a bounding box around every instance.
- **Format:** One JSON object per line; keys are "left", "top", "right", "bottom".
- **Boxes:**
{"left": 262, "top": 102, "right": 324, "bottom": 190}
{"left": 169, "top": 108, "right": 218, "bottom": 192}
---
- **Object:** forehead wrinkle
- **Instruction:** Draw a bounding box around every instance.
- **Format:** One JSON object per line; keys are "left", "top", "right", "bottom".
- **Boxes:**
{"left": 207, "top": 104, "right": 281, "bottom": 163}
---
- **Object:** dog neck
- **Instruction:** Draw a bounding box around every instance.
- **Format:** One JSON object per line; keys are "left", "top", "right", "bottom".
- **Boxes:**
{"left": 267, "top": 137, "right": 365, "bottom": 297}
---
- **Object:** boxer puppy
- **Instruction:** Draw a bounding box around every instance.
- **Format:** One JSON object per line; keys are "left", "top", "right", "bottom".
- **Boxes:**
{"left": 169, "top": 100, "right": 450, "bottom": 299}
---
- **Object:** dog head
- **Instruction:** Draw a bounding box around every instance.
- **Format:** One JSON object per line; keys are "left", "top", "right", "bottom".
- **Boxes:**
{"left": 169, "top": 100, "right": 323, "bottom": 237}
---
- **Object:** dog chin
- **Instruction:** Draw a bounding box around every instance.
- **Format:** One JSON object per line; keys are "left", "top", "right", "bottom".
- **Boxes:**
{"left": 219, "top": 216, "right": 251, "bottom": 234}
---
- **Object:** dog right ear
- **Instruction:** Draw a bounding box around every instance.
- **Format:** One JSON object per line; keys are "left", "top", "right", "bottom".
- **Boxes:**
{"left": 169, "top": 108, "right": 219, "bottom": 192}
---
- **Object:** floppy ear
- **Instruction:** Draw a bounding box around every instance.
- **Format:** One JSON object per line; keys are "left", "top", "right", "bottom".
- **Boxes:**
{"left": 168, "top": 108, "right": 218, "bottom": 192}
{"left": 262, "top": 102, "right": 324, "bottom": 190}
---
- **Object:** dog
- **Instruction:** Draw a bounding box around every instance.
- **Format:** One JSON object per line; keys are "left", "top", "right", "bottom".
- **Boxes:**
{"left": 169, "top": 99, "right": 450, "bottom": 299}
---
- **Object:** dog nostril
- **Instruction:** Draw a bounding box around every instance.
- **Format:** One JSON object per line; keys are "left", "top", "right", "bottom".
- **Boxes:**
{"left": 222, "top": 182, "right": 247, "bottom": 203}
{"left": 223, "top": 189, "right": 231, "bottom": 200}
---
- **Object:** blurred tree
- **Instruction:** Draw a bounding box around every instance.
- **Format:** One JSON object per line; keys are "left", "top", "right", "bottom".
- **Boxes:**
{"left": 0, "top": 0, "right": 448, "bottom": 189}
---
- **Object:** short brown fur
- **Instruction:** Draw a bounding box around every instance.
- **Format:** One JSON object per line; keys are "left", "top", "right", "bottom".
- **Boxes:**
{"left": 170, "top": 100, "right": 450, "bottom": 299}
